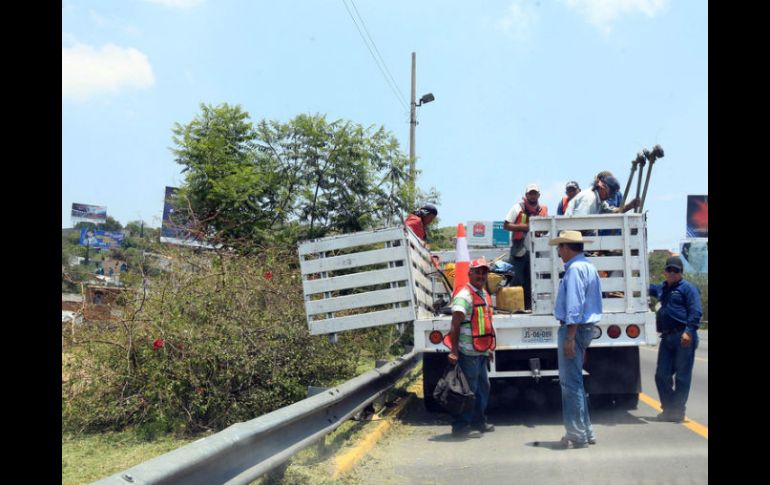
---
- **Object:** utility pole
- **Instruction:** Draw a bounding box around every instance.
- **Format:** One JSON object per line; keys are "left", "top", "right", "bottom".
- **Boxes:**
{"left": 409, "top": 52, "right": 417, "bottom": 208}
{"left": 408, "top": 52, "right": 435, "bottom": 209}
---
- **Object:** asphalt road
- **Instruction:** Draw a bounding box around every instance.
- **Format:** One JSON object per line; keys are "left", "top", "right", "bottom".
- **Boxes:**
{"left": 349, "top": 331, "right": 708, "bottom": 485}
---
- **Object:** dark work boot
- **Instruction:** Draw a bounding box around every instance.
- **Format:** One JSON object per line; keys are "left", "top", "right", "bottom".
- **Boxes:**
{"left": 472, "top": 422, "right": 495, "bottom": 433}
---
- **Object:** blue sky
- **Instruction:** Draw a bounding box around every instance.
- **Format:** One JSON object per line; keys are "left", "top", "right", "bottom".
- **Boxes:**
{"left": 62, "top": 0, "right": 707, "bottom": 251}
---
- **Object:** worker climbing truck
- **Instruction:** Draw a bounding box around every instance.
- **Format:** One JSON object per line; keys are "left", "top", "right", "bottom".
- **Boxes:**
{"left": 297, "top": 212, "right": 655, "bottom": 410}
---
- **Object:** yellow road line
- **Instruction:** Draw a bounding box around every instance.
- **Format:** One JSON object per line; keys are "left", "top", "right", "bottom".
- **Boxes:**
{"left": 332, "top": 393, "right": 414, "bottom": 479}
{"left": 639, "top": 392, "right": 708, "bottom": 439}
{"left": 639, "top": 345, "right": 707, "bottom": 363}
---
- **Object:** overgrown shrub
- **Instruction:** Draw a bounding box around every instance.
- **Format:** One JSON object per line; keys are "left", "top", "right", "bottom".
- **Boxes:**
{"left": 63, "top": 246, "right": 373, "bottom": 435}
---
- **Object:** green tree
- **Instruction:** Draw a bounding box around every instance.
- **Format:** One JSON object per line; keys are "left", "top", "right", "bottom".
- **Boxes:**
{"left": 171, "top": 104, "right": 414, "bottom": 248}
{"left": 172, "top": 103, "right": 261, "bottom": 245}
{"left": 99, "top": 216, "right": 123, "bottom": 232}
{"left": 74, "top": 217, "right": 123, "bottom": 232}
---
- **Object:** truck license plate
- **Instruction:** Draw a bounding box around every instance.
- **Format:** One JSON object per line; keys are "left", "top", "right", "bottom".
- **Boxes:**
{"left": 522, "top": 327, "right": 554, "bottom": 343}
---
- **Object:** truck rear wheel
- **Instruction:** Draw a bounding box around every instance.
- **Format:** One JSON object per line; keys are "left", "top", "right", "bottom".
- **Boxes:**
{"left": 422, "top": 352, "right": 446, "bottom": 412}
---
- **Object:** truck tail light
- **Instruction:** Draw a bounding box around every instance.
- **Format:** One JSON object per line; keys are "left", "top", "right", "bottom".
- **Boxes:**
{"left": 429, "top": 331, "right": 443, "bottom": 344}
{"left": 591, "top": 325, "right": 602, "bottom": 339}
{"left": 607, "top": 325, "right": 621, "bottom": 339}
{"left": 626, "top": 325, "right": 640, "bottom": 338}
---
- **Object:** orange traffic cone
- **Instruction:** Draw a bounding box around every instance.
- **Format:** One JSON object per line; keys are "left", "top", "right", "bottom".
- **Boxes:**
{"left": 453, "top": 223, "right": 470, "bottom": 296}
{"left": 443, "top": 223, "right": 470, "bottom": 351}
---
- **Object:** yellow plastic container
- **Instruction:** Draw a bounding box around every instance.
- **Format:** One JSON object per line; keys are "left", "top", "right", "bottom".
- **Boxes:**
{"left": 486, "top": 273, "right": 504, "bottom": 294}
{"left": 497, "top": 286, "right": 525, "bottom": 312}
{"left": 443, "top": 263, "right": 456, "bottom": 289}
{"left": 444, "top": 263, "right": 504, "bottom": 295}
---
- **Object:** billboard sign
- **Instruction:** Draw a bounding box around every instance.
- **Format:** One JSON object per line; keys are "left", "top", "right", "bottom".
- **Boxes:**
{"left": 686, "top": 195, "right": 708, "bottom": 238}
{"left": 160, "top": 186, "right": 218, "bottom": 249}
{"left": 80, "top": 228, "right": 124, "bottom": 249}
{"left": 467, "top": 221, "right": 493, "bottom": 246}
{"left": 71, "top": 203, "right": 107, "bottom": 224}
{"left": 467, "top": 221, "right": 510, "bottom": 247}
{"left": 492, "top": 221, "right": 510, "bottom": 247}
{"left": 680, "top": 238, "right": 708, "bottom": 274}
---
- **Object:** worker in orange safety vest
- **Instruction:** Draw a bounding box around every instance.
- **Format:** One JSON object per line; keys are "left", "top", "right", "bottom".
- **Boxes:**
{"left": 446, "top": 257, "right": 496, "bottom": 436}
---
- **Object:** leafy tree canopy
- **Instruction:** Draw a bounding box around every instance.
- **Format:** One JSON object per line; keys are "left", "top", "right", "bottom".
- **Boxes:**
{"left": 171, "top": 103, "right": 419, "bottom": 249}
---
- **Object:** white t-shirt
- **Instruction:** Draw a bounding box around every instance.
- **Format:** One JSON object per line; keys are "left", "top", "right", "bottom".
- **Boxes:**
{"left": 565, "top": 188, "right": 613, "bottom": 216}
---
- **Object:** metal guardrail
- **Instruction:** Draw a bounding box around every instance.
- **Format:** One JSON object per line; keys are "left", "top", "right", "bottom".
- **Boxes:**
{"left": 93, "top": 351, "right": 418, "bottom": 485}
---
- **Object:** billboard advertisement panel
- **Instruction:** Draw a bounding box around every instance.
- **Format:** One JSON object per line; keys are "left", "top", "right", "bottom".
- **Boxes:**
{"left": 79, "top": 228, "right": 125, "bottom": 249}
{"left": 467, "top": 221, "right": 493, "bottom": 246}
{"left": 160, "top": 186, "right": 218, "bottom": 248}
{"left": 71, "top": 203, "right": 107, "bottom": 224}
{"left": 466, "top": 221, "right": 511, "bottom": 247}
{"left": 680, "top": 238, "right": 708, "bottom": 274}
{"left": 686, "top": 195, "right": 708, "bottom": 238}
{"left": 492, "top": 221, "right": 510, "bottom": 247}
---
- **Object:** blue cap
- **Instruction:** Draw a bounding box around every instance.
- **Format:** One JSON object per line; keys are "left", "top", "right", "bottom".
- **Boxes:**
{"left": 600, "top": 175, "right": 620, "bottom": 195}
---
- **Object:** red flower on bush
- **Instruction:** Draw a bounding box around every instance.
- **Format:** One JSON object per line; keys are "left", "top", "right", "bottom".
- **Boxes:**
{"left": 263, "top": 271, "right": 274, "bottom": 281}
{"left": 153, "top": 338, "right": 165, "bottom": 351}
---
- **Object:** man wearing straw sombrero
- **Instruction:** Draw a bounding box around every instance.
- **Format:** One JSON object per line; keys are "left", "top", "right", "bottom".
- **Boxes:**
{"left": 548, "top": 230, "right": 602, "bottom": 449}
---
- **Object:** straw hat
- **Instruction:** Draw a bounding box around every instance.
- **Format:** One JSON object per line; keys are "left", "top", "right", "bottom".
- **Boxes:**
{"left": 547, "top": 230, "right": 593, "bottom": 246}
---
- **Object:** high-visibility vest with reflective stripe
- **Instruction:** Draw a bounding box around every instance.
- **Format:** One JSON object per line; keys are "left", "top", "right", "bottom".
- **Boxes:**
{"left": 560, "top": 196, "right": 570, "bottom": 214}
{"left": 467, "top": 283, "right": 496, "bottom": 351}
{"left": 513, "top": 209, "right": 528, "bottom": 241}
{"left": 512, "top": 203, "right": 545, "bottom": 241}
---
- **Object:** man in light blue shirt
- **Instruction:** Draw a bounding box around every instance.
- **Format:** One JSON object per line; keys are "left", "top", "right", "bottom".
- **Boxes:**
{"left": 549, "top": 230, "right": 603, "bottom": 449}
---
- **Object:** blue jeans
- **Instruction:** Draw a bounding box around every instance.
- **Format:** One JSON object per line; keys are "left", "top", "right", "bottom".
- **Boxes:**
{"left": 557, "top": 324, "right": 595, "bottom": 444}
{"left": 451, "top": 353, "right": 490, "bottom": 431}
{"left": 655, "top": 329, "right": 698, "bottom": 416}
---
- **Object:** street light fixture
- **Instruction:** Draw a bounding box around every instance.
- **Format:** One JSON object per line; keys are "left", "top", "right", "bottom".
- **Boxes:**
{"left": 418, "top": 93, "right": 435, "bottom": 106}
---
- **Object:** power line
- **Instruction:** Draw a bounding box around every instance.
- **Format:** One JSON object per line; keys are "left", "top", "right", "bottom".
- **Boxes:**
{"left": 340, "top": 0, "right": 409, "bottom": 114}
{"left": 348, "top": 0, "right": 409, "bottom": 108}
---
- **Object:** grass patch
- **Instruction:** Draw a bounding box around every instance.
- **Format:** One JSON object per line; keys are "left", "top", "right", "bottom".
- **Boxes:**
{"left": 62, "top": 429, "right": 200, "bottom": 485}
{"left": 62, "top": 356, "right": 419, "bottom": 485}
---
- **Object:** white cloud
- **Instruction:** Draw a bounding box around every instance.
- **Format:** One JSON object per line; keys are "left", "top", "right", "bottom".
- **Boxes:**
{"left": 89, "top": 9, "right": 108, "bottom": 27}
{"left": 142, "top": 0, "right": 205, "bottom": 8}
{"left": 86, "top": 10, "right": 143, "bottom": 36}
{"left": 497, "top": 1, "right": 537, "bottom": 41}
{"left": 562, "top": 0, "right": 669, "bottom": 33}
{"left": 62, "top": 41, "right": 155, "bottom": 101}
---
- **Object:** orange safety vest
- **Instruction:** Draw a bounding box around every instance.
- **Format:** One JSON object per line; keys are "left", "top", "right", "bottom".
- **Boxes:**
{"left": 468, "top": 285, "right": 496, "bottom": 351}
{"left": 513, "top": 203, "right": 545, "bottom": 241}
{"left": 560, "top": 196, "right": 570, "bottom": 214}
{"left": 443, "top": 284, "right": 497, "bottom": 352}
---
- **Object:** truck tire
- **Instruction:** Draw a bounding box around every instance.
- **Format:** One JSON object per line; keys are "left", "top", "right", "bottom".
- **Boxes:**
{"left": 422, "top": 352, "right": 447, "bottom": 412}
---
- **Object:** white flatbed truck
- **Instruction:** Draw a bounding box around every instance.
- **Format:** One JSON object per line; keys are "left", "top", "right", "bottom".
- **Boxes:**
{"left": 298, "top": 212, "right": 655, "bottom": 411}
